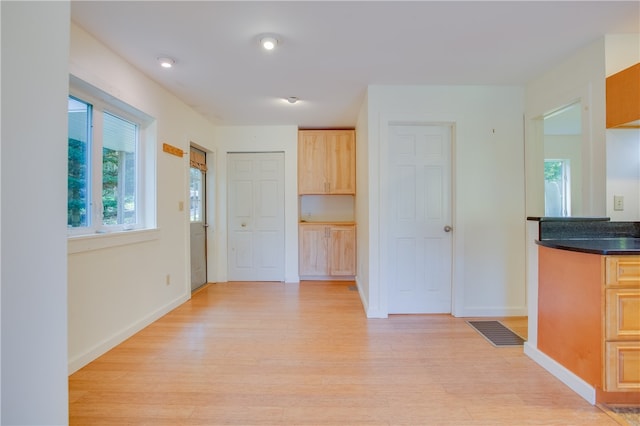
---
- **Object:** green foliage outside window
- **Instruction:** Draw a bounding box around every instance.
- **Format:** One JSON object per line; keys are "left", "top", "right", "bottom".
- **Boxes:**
{"left": 544, "top": 160, "right": 563, "bottom": 182}
{"left": 102, "top": 148, "right": 136, "bottom": 225}
{"left": 68, "top": 138, "right": 88, "bottom": 227}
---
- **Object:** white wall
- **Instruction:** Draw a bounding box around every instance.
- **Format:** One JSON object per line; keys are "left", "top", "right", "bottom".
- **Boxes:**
{"left": 605, "top": 34, "right": 640, "bottom": 76}
{"left": 364, "top": 85, "right": 526, "bottom": 318}
{"left": 607, "top": 129, "right": 640, "bottom": 221}
{"left": 525, "top": 39, "right": 607, "bottom": 217}
{"left": 67, "top": 24, "right": 217, "bottom": 373}
{"left": 1, "top": 2, "right": 70, "bottom": 424}
{"left": 210, "top": 126, "right": 299, "bottom": 283}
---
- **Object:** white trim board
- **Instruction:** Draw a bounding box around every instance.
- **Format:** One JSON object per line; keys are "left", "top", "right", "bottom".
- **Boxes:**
{"left": 524, "top": 342, "right": 596, "bottom": 405}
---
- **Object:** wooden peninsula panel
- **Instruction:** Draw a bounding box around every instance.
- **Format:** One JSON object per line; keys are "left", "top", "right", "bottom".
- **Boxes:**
{"left": 538, "top": 246, "right": 603, "bottom": 386}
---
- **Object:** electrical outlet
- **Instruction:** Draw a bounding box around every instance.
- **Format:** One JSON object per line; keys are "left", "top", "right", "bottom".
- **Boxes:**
{"left": 614, "top": 195, "right": 624, "bottom": 211}
{"left": 165, "top": 274, "right": 171, "bottom": 286}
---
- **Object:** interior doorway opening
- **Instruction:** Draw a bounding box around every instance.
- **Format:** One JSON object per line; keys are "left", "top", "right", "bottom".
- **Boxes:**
{"left": 542, "top": 101, "right": 582, "bottom": 217}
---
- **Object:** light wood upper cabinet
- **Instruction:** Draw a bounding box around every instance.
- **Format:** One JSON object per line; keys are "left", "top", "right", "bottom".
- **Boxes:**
{"left": 325, "top": 131, "right": 356, "bottom": 194}
{"left": 298, "top": 130, "right": 355, "bottom": 194}
{"left": 298, "top": 132, "right": 328, "bottom": 194}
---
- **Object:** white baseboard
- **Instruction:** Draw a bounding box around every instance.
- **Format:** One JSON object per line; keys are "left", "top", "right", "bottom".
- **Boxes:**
{"left": 524, "top": 342, "right": 596, "bottom": 405}
{"left": 68, "top": 294, "right": 190, "bottom": 374}
{"left": 354, "top": 277, "right": 387, "bottom": 318}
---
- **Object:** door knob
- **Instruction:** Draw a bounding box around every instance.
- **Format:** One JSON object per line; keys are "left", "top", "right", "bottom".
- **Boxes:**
{"left": 444, "top": 225, "right": 453, "bottom": 232}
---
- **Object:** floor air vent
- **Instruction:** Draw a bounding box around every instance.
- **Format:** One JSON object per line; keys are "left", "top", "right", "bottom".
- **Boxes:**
{"left": 467, "top": 320, "right": 525, "bottom": 347}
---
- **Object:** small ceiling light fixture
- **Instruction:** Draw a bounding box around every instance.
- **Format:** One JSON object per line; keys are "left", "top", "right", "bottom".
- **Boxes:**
{"left": 157, "top": 57, "right": 175, "bottom": 68}
{"left": 259, "top": 35, "right": 279, "bottom": 51}
{"left": 286, "top": 96, "right": 299, "bottom": 104}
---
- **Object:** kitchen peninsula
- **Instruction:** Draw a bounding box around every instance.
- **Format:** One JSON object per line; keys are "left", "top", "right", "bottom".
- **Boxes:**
{"left": 530, "top": 218, "right": 640, "bottom": 405}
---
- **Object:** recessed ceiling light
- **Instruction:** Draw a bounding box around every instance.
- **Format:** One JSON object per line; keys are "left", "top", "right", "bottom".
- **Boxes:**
{"left": 259, "top": 35, "right": 279, "bottom": 51}
{"left": 157, "top": 57, "right": 175, "bottom": 68}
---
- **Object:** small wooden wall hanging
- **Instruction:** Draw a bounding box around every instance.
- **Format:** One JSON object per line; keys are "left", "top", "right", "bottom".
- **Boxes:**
{"left": 163, "top": 143, "right": 184, "bottom": 158}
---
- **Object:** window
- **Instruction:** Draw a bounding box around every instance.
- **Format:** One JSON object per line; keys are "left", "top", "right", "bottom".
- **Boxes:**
{"left": 67, "top": 97, "right": 91, "bottom": 228}
{"left": 190, "top": 167, "right": 203, "bottom": 222}
{"left": 68, "top": 83, "right": 153, "bottom": 236}
{"left": 189, "top": 148, "right": 207, "bottom": 222}
{"left": 102, "top": 112, "right": 137, "bottom": 226}
{"left": 544, "top": 159, "right": 571, "bottom": 217}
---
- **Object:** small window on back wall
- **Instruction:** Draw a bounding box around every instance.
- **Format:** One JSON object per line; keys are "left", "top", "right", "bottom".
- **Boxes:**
{"left": 68, "top": 90, "right": 151, "bottom": 235}
{"left": 544, "top": 159, "right": 571, "bottom": 217}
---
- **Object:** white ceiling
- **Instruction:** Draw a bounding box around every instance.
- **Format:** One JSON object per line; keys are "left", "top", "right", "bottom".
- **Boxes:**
{"left": 70, "top": 1, "right": 639, "bottom": 129}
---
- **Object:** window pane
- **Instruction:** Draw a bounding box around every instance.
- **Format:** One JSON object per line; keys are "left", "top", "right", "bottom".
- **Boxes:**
{"left": 544, "top": 159, "right": 570, "bottom": 217}
{"left": 190, "top": 167, "right": 203, "bottom": 222}
{"left": 68, "top": 97, "right": 91, "bottom": 228}
{"left": 102, "top": 112, "right": 137, "bottom": 225}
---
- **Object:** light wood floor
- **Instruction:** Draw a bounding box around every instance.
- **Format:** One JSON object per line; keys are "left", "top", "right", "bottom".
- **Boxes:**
{"left": 69, "top": 281, "right": 622, "bottom": 425}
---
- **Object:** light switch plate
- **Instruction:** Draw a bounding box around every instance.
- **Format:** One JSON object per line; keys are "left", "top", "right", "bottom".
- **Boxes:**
{"left": 614, "top": 195, "right": 624, "bottom": 211}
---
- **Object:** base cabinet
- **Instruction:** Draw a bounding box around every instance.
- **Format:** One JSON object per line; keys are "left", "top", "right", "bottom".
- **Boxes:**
{"left": 604, "top": 256, "right": 640, "bottom": 393}
{"left": 299, "top": 224, "right": 355, "bottom": 278}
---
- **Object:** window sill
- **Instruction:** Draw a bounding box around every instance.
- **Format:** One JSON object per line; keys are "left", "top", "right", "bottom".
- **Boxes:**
{"left": 68, "top": 228, "right": 160, "bottom": 254}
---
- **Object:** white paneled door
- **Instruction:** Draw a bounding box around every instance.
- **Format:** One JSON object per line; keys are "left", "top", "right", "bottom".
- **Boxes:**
{"left": 227, "top": 152, "right": 285, "bottom": 281}
{"left": 388, "top": 124, "right": 453, "bottom": 313}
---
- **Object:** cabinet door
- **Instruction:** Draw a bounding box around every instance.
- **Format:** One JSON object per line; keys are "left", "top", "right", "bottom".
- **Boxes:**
{"left": 329, "top": 225, "right": 356, "bottom": 276}
{"left": 605, "top": 341, "right": 640, "bottom": 392}
{"left": 326, "top": 131, "right": 355, "bottom": 194}
{"left": 606, "top": 288, "right": 640, "bottom": 340}
{"left": 299, "top": 224, "right": 329, "bottom": 276}
{"left": 606, "top": 63, "right": 640, "bottom": 128}
{"left": 298, "top": 131, "right": 328, "bottom": 194}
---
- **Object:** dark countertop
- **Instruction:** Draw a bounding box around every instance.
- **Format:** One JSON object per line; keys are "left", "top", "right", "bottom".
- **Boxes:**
{"left": 527, "top": 216, "right": 611, "bottom": 222}
{"left": 536, "top": 238, "right": 640, "bottom": 255}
